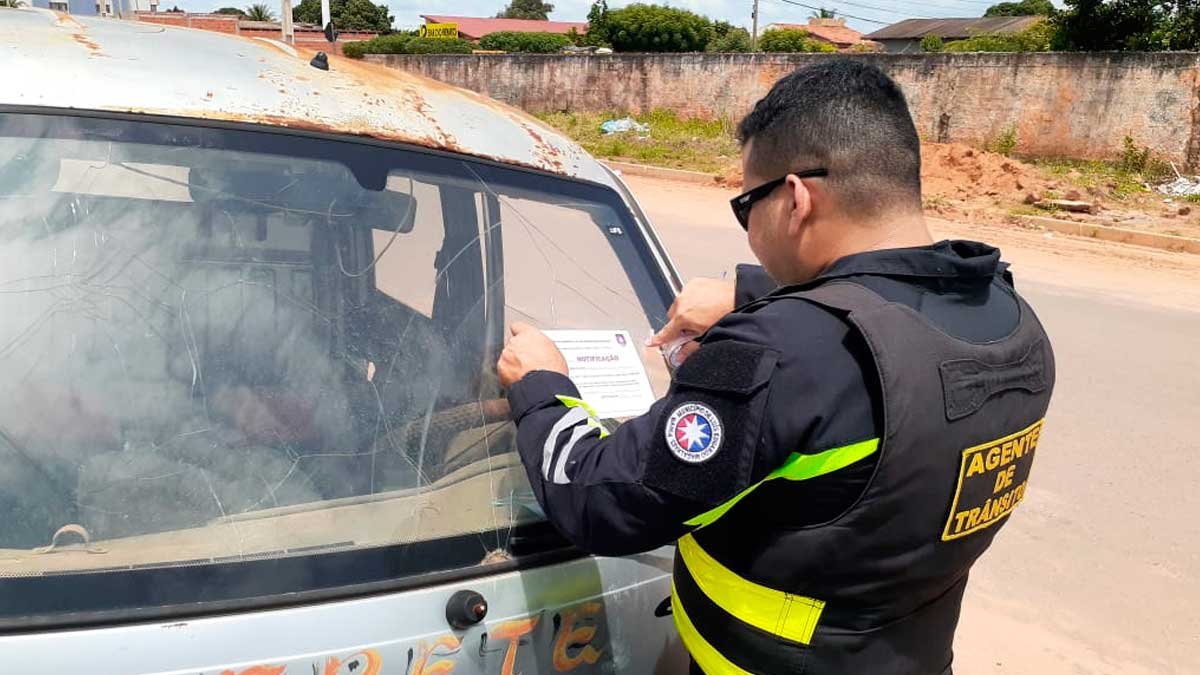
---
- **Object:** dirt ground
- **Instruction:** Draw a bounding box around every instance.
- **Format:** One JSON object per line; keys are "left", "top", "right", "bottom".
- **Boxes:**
{"left": 712, "top": 143, "right": 1200, "bottom": 242}
{"left": 921, "top": 144, "right": 1200, "bottom": 241}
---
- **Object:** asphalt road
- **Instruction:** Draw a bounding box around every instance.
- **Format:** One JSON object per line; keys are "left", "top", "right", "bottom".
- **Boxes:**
{"left": 623, "top": 174, "right": 1200, "bottom": 675}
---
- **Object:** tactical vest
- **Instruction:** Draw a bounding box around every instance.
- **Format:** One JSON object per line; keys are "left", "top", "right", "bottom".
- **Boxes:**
{"left": 673, "top": 281, "right": 1055, "bottom": 674}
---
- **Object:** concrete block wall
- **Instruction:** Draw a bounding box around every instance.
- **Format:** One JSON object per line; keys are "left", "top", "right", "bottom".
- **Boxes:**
{"left": 367, "top": 52, "right": 1200, "bottom": 170}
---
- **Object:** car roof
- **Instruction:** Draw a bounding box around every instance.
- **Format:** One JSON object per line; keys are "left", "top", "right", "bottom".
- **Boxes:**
{"left": 0, "top": 8, "right": 611, "bottom": 184}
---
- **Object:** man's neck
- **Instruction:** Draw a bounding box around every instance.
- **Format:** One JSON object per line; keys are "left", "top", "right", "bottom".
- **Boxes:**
{"left": 820, "top": 211, "right": 934, "bottom": 265}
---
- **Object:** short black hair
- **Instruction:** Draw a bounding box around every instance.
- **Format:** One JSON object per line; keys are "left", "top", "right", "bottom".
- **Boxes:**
{"left": 738, "top": 59, "right": 922, "bottom": 217}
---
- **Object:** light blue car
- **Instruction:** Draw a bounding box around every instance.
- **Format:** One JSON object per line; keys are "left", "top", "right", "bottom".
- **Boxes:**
{"left": 0, "top": 8, "right": 686, "bottom": 673}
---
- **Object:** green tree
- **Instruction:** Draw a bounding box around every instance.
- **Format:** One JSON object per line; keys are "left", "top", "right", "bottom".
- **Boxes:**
{"left": 496, "top": 0, "right": 554, "bottom": 20}
{"left": 1054, "top": 0, "right": 1198, "bottom": 51}
{"left": 810, "top": 7, "right": 836, "bottom": 18}
{"left": 479, "top": 31, "right": 572, "bottom": 52}
{"left": 984, "top": 0, "right": 1055, "bottom": 16}
{"left": 214, "top": 6, "right": 247, "bottom": 16}
{"left": 293, "top": 0, "right": 393, "bottom": 32}
{"left": 920, "top": 35, "right": 945, "bottom": 52}
{"left": 583, "top": 0, "right": 611, "bottom": 45}
{"left": 244, "top": 3, "right": 275, "bottom": 21}
{"left": 707, "top": 23, "right": 752, "bottom": 52}
{"left": 603, "top": 4, "right": 713, "bottom": 52}
{"left": 758, "top": 28, "right": 837, "bottom": 52}
{"left": 402, "top": 37, "right": 474, "bottom": 53}
{"left": 944, "top": 20, "right": 1055, "bottom": 51}
{"left": 342, "top": 32, "right": 471, "bottom": 57}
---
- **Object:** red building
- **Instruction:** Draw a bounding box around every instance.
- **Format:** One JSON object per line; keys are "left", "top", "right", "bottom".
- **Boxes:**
{"left": 420, "top": 14, "right": 587, "bottom": 41}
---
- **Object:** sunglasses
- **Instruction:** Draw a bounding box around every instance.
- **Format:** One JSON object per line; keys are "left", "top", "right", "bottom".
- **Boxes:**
{"left": 730, "top": 169, "right": 829, "bottom": 231}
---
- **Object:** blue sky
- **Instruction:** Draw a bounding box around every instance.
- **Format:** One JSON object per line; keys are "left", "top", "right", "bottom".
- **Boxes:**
{"left": 170, "top": 0, "right": 1052, "bottom": 34}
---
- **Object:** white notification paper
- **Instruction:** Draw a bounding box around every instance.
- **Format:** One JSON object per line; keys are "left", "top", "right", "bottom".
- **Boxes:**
{"left": 544, "top": 329, "right": 657, "bottom": 419}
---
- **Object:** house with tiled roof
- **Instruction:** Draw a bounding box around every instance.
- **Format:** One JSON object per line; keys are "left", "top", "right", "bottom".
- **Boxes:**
{"left": 421, "top": 14, "right": 587, "bottom": 41}
{"left": 865, "top": 16, "right": 1045, "bottom": 53}
{"left": 764, "top": 18, "right": 866, "bottom": 50}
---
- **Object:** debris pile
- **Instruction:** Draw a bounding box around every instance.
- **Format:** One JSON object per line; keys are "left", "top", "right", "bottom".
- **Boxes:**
{"left": 1157, "top": 176, "right": 1200, "bottom": 198}
{"left": 600, "top": 117, "right": 650, "bottom": 136}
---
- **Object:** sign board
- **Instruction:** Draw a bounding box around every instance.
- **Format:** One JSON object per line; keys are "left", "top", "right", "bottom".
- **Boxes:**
{"left": 419, "top": 23, "right": 459, "bottom": 39}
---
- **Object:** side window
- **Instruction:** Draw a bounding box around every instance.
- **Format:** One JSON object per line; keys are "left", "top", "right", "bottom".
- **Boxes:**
{"left": 498, "top": 194, "right": 673, "bottom": 398}
{"left": 371, "top": 177, "right": 444, "bottom": 318}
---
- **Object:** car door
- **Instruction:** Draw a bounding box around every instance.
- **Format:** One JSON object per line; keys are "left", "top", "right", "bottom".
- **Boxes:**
{"left": 0, "top": 111, "right": 686, "bottom": 674}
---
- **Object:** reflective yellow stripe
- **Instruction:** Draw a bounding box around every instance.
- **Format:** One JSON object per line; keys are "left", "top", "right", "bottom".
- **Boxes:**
{"left": 678, "top": 534, "right": 825, "bottom": 645}
{"left": 554, "top": 395, "right": 610, "bottom": 438}
{"left": 672, "top": 581, "right": 754, "bottom": 675}
{"left": 685, "top": 437, "right": 879, "bottom": 528}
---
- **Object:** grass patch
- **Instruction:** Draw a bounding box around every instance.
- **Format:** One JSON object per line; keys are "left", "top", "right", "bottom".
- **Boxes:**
{"left": 1033, "top": 157, "right": 1152, "bottom": 200}
{"left": 1183, "top": 194, "right": 1200, "bottom": 204}
{"left": 923, "top": 194, "right": 951, "bottom": 210}
{"left": 1007, "top": 205, "right": 1045, "bottom": 217}
{"left": 535, "top": 110, "right": 739, "bottom": 174}
{"left": 986, "top": 125, "right": 1018, "bottom": 157}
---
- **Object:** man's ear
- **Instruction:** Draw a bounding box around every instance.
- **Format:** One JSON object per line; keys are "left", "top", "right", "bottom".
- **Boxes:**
{"left": 786, "top": 174, "right": 813, "bottom": 237}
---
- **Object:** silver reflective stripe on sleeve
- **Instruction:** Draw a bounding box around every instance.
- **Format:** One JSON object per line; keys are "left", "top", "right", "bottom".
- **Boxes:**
{"left": 543, "top": 406, "right": 590, "bottom": 481}
{"left": 552, "top": 424, "right": 599, "bottom": 484}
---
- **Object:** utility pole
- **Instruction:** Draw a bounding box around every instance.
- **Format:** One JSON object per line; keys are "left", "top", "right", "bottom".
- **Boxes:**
{"left": 751, "top": 0, "right": 759, "bottom": 51}
{"left": 280, "top": 0, "right": 294, "bottom": 43}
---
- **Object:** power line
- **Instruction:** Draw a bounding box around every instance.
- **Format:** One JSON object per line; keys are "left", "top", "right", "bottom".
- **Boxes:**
{"left": 913, "top": 0, "right": 997, "bottom": 7}
{"left": 819, "top": 0, "right": 921, "bottom": 18}
{"left": 769, "top": 0, "right": 893, "bottom": 25}
{"left": 807, "top": 0, "right": 999, "bottom": 15}
{"left": 774, "top": 0, "right": 1005, "bottom": 26}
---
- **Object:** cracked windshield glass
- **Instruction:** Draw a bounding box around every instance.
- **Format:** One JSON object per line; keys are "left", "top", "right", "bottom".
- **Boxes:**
{"left": 0, "top": 114, "right": 671, "bottom": 581}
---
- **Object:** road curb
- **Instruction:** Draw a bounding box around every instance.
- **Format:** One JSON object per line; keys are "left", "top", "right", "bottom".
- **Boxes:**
{"left": 602, "top": 160, "right": 722, "bottom": 187}
{"left": 1014, "top": 215, "right": 1200, "bottom": 255}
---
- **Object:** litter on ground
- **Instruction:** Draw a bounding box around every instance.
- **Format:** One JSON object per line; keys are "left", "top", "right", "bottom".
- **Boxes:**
{"left": 601, "top": 117, "right": 650, "bottom": 136}
{"left": 1157, "top": 176, "right": 1200, "bottom": 197}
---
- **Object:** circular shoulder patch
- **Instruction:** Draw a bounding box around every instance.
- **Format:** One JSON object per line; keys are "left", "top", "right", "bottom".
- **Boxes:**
{"left": 664, "top": 402, "right": 724, "bottom": 464}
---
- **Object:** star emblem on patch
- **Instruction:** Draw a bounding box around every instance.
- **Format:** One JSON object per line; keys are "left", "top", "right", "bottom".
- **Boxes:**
{"left": 665, "top": 402, "right": 723, "bottom": 464}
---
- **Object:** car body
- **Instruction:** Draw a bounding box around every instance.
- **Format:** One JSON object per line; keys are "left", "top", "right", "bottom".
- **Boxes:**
{"left": 0, "top": 8, "right": 685, "bottom": 673}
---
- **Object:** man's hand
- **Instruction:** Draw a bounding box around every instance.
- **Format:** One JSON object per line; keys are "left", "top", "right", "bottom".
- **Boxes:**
{"left": 498, "top": 322, "right": 569, "bottom": 388}
{"left": 647, "top": 277, "right": 736, "bottom": 348}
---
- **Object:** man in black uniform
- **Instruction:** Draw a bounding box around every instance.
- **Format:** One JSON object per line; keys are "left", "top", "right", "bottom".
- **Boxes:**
{"left": 497, "top": 60, "right": 1054, "bottom": 674}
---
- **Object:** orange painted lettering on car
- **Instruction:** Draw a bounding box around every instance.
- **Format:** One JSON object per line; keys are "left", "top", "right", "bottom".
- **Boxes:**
{"left": 553, "top": 602, "right": 605, "bottom": 671}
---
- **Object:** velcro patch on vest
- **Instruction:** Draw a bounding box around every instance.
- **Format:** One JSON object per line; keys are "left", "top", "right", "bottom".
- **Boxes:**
{"left": 643, "top": 341, "right": 776, "bottom": 505}
{"left": 942, "top": 419, "right": 1044, "bottom": 541}
{"left": 940, "top": 339, "right": 1049, "bottom": 422}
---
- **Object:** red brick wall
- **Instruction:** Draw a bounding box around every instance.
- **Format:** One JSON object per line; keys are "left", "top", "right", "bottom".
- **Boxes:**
{"left": 189, "top": 17, "right": 239, "bottom": 34}
{"left": 368, "top": 52, "right": 1200, "bottom": 171}
{"left": 136, "top": 13, "right": 186, "bottom": 27}
{"left": 137, "top": 13, "right": 378, "bottom": 56}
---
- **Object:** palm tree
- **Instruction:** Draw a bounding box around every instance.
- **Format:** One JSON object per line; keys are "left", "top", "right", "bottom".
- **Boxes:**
{"left": 244, "top": 3, "right": 276, "bottom": 21}
{"left": 810, "top": 7, "right": 836, "bottom": 19}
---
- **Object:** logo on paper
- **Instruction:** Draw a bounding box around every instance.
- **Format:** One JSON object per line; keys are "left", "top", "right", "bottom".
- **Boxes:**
{"left": 665, "top": 403, "right": 723, "bottom": 464}
{"left": 615, "top": 333, "right": 627, "bottom": 347}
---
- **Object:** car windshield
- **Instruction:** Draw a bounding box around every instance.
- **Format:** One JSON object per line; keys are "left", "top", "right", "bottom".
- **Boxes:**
{"left": 0, "top": 112, "right": 672, "bottom": 621}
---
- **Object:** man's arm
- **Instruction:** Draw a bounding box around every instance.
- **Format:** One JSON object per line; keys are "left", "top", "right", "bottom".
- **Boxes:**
{"left": 647, "top": 266, "right": 776, "bottom": 352}
{"left": 734, "top": 263, "right": 776, "bottom": 306}
{"left": 502, "top": 316, "right": 787, "bottom": 556}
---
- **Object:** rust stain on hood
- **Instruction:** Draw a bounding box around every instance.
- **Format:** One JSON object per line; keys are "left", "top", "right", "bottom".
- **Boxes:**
{"left": 126, "top": 107, "right": 549, "bottom": 174}
{"left": 72, "top": 32, "right": 105, "bottom": 55}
